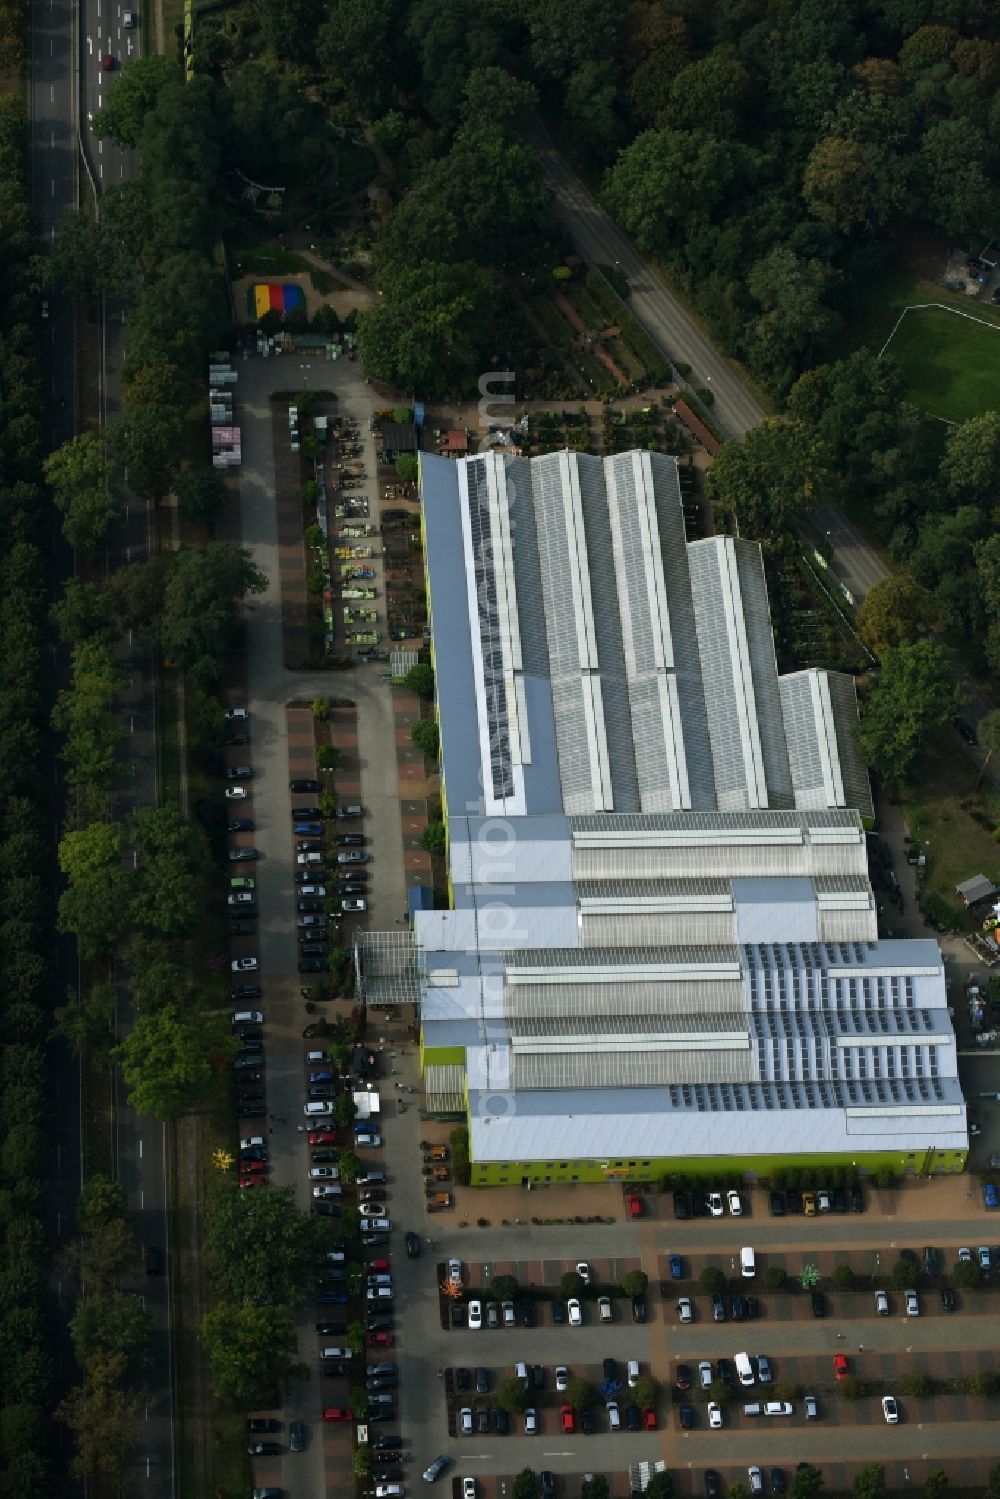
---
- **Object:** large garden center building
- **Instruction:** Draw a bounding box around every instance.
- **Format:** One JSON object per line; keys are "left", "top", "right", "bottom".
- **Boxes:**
{"left": 357, "top": 448, "right": 968, "bottom": 1186}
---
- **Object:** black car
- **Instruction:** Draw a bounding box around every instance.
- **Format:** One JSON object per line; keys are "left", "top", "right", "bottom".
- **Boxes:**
{"left": 716, "top": 1358, "right": 733, "bottom": 1387}
{"left": 373, "top": 1434, "right": 402, "bottom": 1449}
{"left": 711, "top": 1294, "right": 726, "bottom": 1322}
{"left": 290, "top": 778, "right": 321, "bottom": 793}
{"left": 449, "top": 1302, "right": 466, "bottom": 1328}
{"left": 475, "top": 1367, "right": 490, "bottom": 1393}
{"left": 705, "top": 1473, "right": 721, "bottom": 1499}
{"left": 679, "top": 1403, "right": 694, "bottom": 1429}
{"left": 530, "top": 1364, "right": 544, "bottom": 1390}
{"left": 368, "top": 1408, "right": 395, "bottom": 1423}
{"left": 850, "top": 1184, "right": 865, "bottom": 1213}
{"left": 363, "top": 1233, "right": 391, "bottom": 1248}
{"left": 769, "top": 1190, "right": 786, "bottom": 1217}
{"left": 485, "top": 1303, "right": 501, "bottom": 1329}
{"left": 367, "top": 1314, "right": 394, "bottom": 1331}
{"left": 236, "top": 1087, "right": 264, "bottom": 1101}
{"left": 404, "top": 1231, "right": 421, "bottom": 1258}
{"left": 300, "top": 942, "right": 329, "bottom": 956}
{"left": 455, "top": 1367, "right": 471, "bottom": 1391}
{"left": 289, "top": 1421, "right": 305, "bottom": 1452}
{"left": 237, "top": 1104, "right": 266, "bottom": 1118}
{"left": 518, "top": 1299, "right": 536, "bottom": 1327}
{"left": 298, "top": 898, "right": 325, "bottom": 913}
{"left": 745, "top": 1296, "right": 760, "bottom": 1319}
{"left": 602, "top": 1357, "right": 618, "bottom": 1385}
{"left": 551, "top": 1299, "right": 567, "bottom": 1325}
{"left": 631, "top": 1293, "right": 647, "bottom": 1324}
{"left": 675, "top": 1364, "right": 691, "bottom": 1391}
{"left": 248, "top": 1442, "right": 281, "bottom": 1456}
{"left": 228, "top": 819, "right": 254, "bottom": 832}
{"left": 299, "top": 959, "right": 327, "bottom": 973}
{"left": 316, "top": 1322, "right": 347, "bottom": 1336}
{"left": 228, "top": 847, "right": 260, "bottom": 862}
{"left": 832, "top": 1186, "right": 847, "bottom": 1213}
{"left": 375, "top": 1469, "right": 405, "bottom": 1484}
{"left": 340, "top": 883, "right": 368, "bottom": 896}
{"left": 312, "top": 1201, "right": 340, "bottom": 1217}
{"left": 292, "top": 805, "right": 323, "bottom": 819}
{"left": 810, "top": 1291, "right": 826, "bottom": 1317}
{"left": 541, "top": 1475, "right": 556, "bottom": 1499}
{"left": 580, "top": 1406, "right": 596, "bottom": 1434}
{"left": 235, "top": 1024, "right": 262, "bottom": 1042}
{"left": 494, "top": 1408, "right": 510, "bottom": 1435}
{"left": 673, "top": 1190, "right": 691, "bottom": 1220}
{"left": 923, "top": 1246, "right": 940, "bottom": 1275}
{"left": 475, "top": 1407, "right": 489, "bottom": 1434}
{"left": 786, "top": 1187, "right": 803, "bottom": 1213}
{"left": 772, "top": 1470, "right": 786, "bottom": 1495}
{"left": 231, "top": 984, "right": 262, "bottom": 999}
{"left": 240, "top": 1146, "right": 267, "bottom": 1161}
{"left": 335, "top": 833, "right": 365, "bottom": 847}
{"left": 940, "top": 1286, "right": 957, "bottom": 1311}
{"left": 625, "top": 1403, "right": 641, "bottom": 1431}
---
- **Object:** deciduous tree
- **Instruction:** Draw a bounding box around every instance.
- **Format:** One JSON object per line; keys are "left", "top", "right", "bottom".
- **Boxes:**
{"left": 857, "top": 575, "right": 938, "bottom": 656}
{"left": 201, "top": 1302, "right": 307, "bottom": 1398}
{"left": 857, "top": 640, "right": 962, "bottom": 783}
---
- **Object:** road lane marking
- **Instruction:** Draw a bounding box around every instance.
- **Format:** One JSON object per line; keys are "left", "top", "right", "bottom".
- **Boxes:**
{"left": 49, "top": 83, "right": 54, "bottom": 100}
{"left": 139, "top": 1137, "right": 143, "bottom": 1159}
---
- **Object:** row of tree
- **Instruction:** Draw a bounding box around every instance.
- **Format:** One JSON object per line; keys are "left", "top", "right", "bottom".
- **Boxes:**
{"left": 0, "top": 93, "right": 61, "bottom": 1498}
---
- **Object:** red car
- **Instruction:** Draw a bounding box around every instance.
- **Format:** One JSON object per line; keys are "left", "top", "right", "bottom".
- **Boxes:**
{"left": 368, "top": 1257, "right": 391, "bottom": 1272}
{"left": 643, "top": 1407, "right": 657, "bottom": 1430}
{"left": 239, "top": 1160, "right": 266, "bottom": 1174}
{"left": 626, "top": 1193, "right": 643, "bottom": 1218}
{"left": 560, "top": 1404, "right": 575, "bottom": 1433}
{"left": 323, "top": 1408, "right": 353, "bottom": 1422}
{"left": 101, "top": 52, "right": 115, "bottom": 70}
{"left": 309, "top": 1129, "right": 337, "bottom": 1146}
{"left": 238, "top": 1175, "right": 266, "bottom": 1189}
{"left": 367, "top": 1331, "right": 393, "bottom": 1348}
{"left": 833, "top": 1354, "right": 849, "bottom": 1381}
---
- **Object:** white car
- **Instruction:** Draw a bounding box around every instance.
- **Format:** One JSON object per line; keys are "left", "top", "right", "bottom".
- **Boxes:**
{"left": 360, "top": 1200, "right": 387, "bottom": 1216}
{"left": 375, "top": 1488, "right": 402, "bottom": 1499}
{"left": 904, "top": 1290, "right": 920, "bottom": 1316}
{"left": 676, "top": 1297, "right": 693, "bottom": 1323}
{"left": 627, "top": 1359, "right": 640, "bottom": 1388}
{"left": 225, "top": 707, "right": 249, "bottom": 721}
{"left": 727, "top": 1189, "right": 742, "bottom": 1216}
{"left": 309, "top": 1167, "right": 338, "bottom": 1180}
{"left": 312, "top": 1184, "right": 342, "bottom": 1198}
{"left": 343, "top": 897, "right": 367, "bottom": 912}
{"left": 240, "top": 1136, "right": 265, "bottom": 1150}
{"left": 463, "top": 1482, "right": 476, "bottom": 1499}
{"left": 958, "top": 1246, "right": 972, "bottom": 1263}
{"left": 804, "top": 1394, "right": 817, "bottom": 1419}
{"left": 555, "top": 1365, "right": 569, "bottom": 1392}
{"left": 567, "top": 1298, "right": 582, "bottom": 1326}
{"left": 367, "top": 1285, "right": 393, "bottom": 1300}
{"left": 698, "top": 1361, "right": 713, "bottom": 1390}
{"left": 459, "top": 1408, "right": 473, "bottom": 1435}
{"left": 874, "top": 1289, "right": 889, "bottom": 1315}
{"left": 231, "top": 957, "right": 258, "bottom": 972}
{"left": 297, "top": 851, "right": 323, "bottom": 865}
{"left": 576, "top": 1261, "right": 591, "bottom": 1284}
{"left": 356, "top": 1133, "right": 382, "bottom": 1147}
{"left": 360, "top": 1217, "right": 390, "bottom": 1232}
{"left": 228, "top": 892, "right": 255, "bottom": 906}
{"left": 597, "top": 1295, "right": 612, "bottom": 1322}
{"left": 523, "top": 1408, "right": 537, "bottom": 1435}
{"left": 706, "top": 1192, "right": 724, "bottom": 1217}
{"left": 299, "top": 884, "right": 327, "bottom": 897}
{"left": 225, "top": 786, "right": 248, "bottom": 800}
{"left": 882, "top": 1394, "right": 899, "bottom": 1424}
{"left": 447, "top": 1258, "right": 462, "bottom": 1286}
{"left": 748, "top": 1468, "right": 763, "bottom": 1495}
{"left": 978, "top": 1246, "right": 991, "bottom": 1271}
{"left": 708, "top": 1401, "right": 723, "bottom": 1429}
{"left": 467, "top": 1299, "right": 482, "bottom": 1330}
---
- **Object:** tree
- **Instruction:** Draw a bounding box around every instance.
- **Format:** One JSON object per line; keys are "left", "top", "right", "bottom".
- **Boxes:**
{"left": 698, "top": 1265, "right": 726, "bottom": 1295}
{"left": 56, "top": 823, "right": 131, "bottom": 958}
{"left": 55, "top": 1352, "right": 143, "bottom": 1485}
{"left": 705, "top": 419, "right": 830, "bottom": 539}
{"left": 332, "top": 1093, "right": 357, "bottom": 1128}
{"left": 411, "top": 719, "right": 440, "bottom": 758}
{"left": 762, "top": 1265, "right": 786, "bottom": 1291}
{"left": 858, "top": 640, "right": 962, "bottom": 784}
{"left": 317, "top": 744, "right": 339, "bottom": 770}
{"left": 565, "top": 1376, "right": 597, "bottom": 1409}
{"left": 941, "top": 412, "right": 1000, "bottom": 506}
{"left": 976, "top": 709, "right": 1000, "bottom": 787}
{"left": 129, "top": 805, "right": 204, "bottom": 939}
{"left": 900, "top": 1371, "right": 933, "bottom": 1397}
{"left": 645, "top": 1475, "right": 675, "bottom": 1499}
{"left": 201, "top": 1302, "right": 307, "bottom": 1399}
{"left": 803, "top": 135, "right": 908, "bottom": 234}
{"left": 831, "top": 1264, "right": 856, "bottom": 1290}
{"left": 890, "top": 1255, "right": 918, "bottom": 1291}
{"left": 498, "top": 1376, "right": 530, "bottom": 1413}
{"left": 159, "top": 545, "right": 267, "bottom": 686}
{"left": 93, "top": 54, "right": 181, "bottom": 148}
{"left": 82, "top": 1219, "right": 141, "bottom": 1296}
{"left": 338, "top": 1149, "right": 361, "bottom": 1184}
{"left": 836, "top": 1374, "right": 866, "bottom": 1401}
{"left": 924, "top": 1471, "right": 947, "bottom": 1499}
{"left": 357, "top": 259, "right": 502, "bottom": 398}
{"left": 395, "top": 454, "right": 418, "bottom": 483}
{"left": 354, "top": 1446, "right": 373, "bottom": 1477}
{"left": 852, "top": 1463, "right": 885, "bottom": 1499}
{"left": 491, "top": 1273, "right": 519, "bottom": 1300}
{"left": 511, "top": 1469, "right": 539, "bottom": 1499}
{"left": 560, "top": 1270, "right": 585, "bottom": 1298}
{"left": 857, "top": 576, "right": 938, "bottom": 657}
{"left": 745, "top": 246, "right": 841, "bottom": 395}
{"left": 175, "top": 467, "right": 231, "bottom": 529}
{"left": 790, "top": 1466, "right": 823, "bottom": 1499}
{"left": 107, "top": 403, "right": 179, "bottom": 504}
{"left": 421, "top": 820, "right": 446, "bottom": 854}
{"left": 52, "top": 579, "right": 118, "bottom": 644}
{"left": 959, "top": 1369, "right": 999, "bottom": 1396}
{"left": 70, "top": 1292, "right": 152, "bottom": 1369}
{"left": 405, "top": 662, "right": 435, "bottom": 699}
{"left": 203, "top": 1183, "right": 328, "bottom": 1307}
{"left": 633, "top": 1373, "right": 660, "bottom": 1407}
{"left": 984, "top": 1464, "right": 1000, "bottom": 1499}
{"left": 620, "top": 1269, "right": 648, "bottom": 1296}
{"left": 77, "top": 1175, "right": 127, "bottom": 1235}
{"left": 582, "top": 1479, "right": 610, "bottom": 1499}
{"left": 113, "top": 1003, "right": 232, "bottom": 1119}
{"left": 347, "top": 1320, "right": 366, "bottom": 1356}
{"left": 44, "top": 431, "right": 118, "bottom": 550}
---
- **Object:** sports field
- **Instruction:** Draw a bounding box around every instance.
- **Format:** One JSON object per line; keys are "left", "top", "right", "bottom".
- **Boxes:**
{"left": 882, "top": 302, "right": 1000, "bottom": 422}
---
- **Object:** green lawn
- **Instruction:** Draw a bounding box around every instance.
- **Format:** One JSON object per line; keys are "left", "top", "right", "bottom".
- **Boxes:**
{"left": 882, "top": 302, "right": 1000, "bottom": 422}
{"left": 899, "top": 730, "right": 1000, "bottom": 908}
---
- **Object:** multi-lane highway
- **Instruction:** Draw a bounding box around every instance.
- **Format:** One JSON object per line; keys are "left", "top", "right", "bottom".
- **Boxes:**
{"left": 32, "top": 2, "right": 176, "bottom": 1494}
